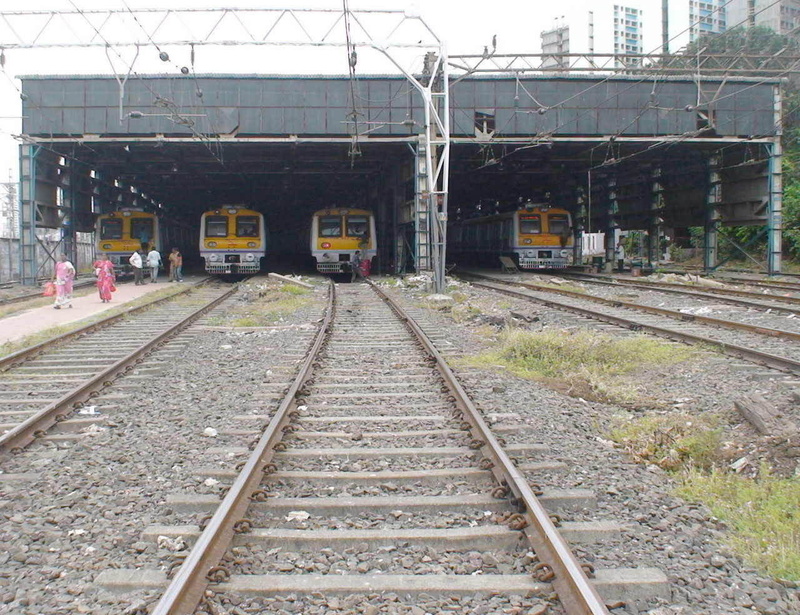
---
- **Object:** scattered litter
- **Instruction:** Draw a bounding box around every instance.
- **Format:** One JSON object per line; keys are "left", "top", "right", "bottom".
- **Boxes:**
{"left": 678, "top": 305, "right": 714, "bottom": 316}
{"left": 157, "top": 535, "right": 187, "bottom": 552}
{"left": 296, "top": 405, "right": 308, "bottom": 412}
{"left": 67, "top": 528, "right": 87, "bottom": 537}
{"left": 220, "top": 344, "right": 233, "bottom": 350}
{"left": 83, "top": 424, "right": 105, "bottom": 436}
{"left": 203, "top": 478, "right": 219, "bottom": 487}
{"left": 202, "top": 427, "right": 218, "bottom": 437}
{"left": 730, "top": 457, "right": 750, "bottom": 473}
{"left": 286, "top": 510, "right": 311, "bottom": 522}
{"left": 78, "top": 405, "right": 100, "bottom": 415}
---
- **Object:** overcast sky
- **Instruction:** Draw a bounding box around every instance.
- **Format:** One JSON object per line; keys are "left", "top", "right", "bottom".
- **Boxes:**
{"left": 0, "top": 0, "right": 696, "bottom": 222}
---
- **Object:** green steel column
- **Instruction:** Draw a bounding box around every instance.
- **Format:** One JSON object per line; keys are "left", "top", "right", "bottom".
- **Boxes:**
{"left": 18, "top": 144, "right": 41, "bottom": 286}
{"left": 703, "top": 153, "right": 722, "bottom": 272}
{"left": 768, "top": 84, "right": 783, "bottom": 275}
{"left": 604, "top": 176, "right": 618, "bottom": 273}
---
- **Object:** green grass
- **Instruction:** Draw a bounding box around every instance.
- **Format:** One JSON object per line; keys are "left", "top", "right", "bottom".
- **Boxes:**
{"left": 466, "top": 328, "right": 691, "bottom": 403}
{"left": 678, "top": 470, "right": 800, "bottom": 581}
{"left": 608, "top": 413, "right": 723, "bottom": 471}
{"left": 278, "top": 284, "right": 312, "bottom": 296}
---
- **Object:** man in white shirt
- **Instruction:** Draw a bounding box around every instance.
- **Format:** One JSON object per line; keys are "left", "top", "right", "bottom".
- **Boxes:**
{"left": 615, "top": 242, "right": 626, "bottom": 273}
{"left": 129, "top": 249, "right": 144, "bottom": 285}
{"left": 146, "top": 248, "right": 162, "bottom": 283}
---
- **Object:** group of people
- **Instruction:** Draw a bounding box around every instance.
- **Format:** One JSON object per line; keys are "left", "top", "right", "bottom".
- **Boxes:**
{"left": 51, "top": 246, "right": 184, "bottom": 309}
{"left": 128, "top": 247, "right": 183, "bottom": 284}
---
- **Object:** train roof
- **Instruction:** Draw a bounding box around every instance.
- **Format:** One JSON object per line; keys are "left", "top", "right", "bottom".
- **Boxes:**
{"left": 312, "top": 208, "right": 373, "bottom": 216}
{"left": 201, "top": 206, "right": 262, "bottom": 216}
{"left": 97, "top": 210, "right": 158, "bottom": 217}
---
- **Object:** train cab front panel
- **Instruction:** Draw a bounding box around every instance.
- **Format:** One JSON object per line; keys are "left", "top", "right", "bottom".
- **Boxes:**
{"left": 311, "top": 209, "right": 376, "bottom": 273}
{"left": 200, "top": 207, "right": 265, "bottom": 274}
{"left": 514, "top": 207, "right": 574, "bottom": 269}
{"left": 96, "top": 211, "right": 159, "bottom": 268}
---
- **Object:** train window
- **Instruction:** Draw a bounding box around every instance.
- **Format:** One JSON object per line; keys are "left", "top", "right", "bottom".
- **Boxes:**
{"left": 100, "top": 218, "right": 123, "bottom": 240}
{"left": 236, "top": 216, "right": 260, "bottom": 237}
{"left": 519, "top": 215, "right": 541, "bottom": 234}
{"left": 205, "top": 216, "right": 228, "bottom": 237}
{"left": 346, "top": 215, "right": 369, "bottom": 237}
{"left": 319, "top": 216, "right": 342, "bottom": 237}
{"left": 548, "top": 214, "right": 570, "bottom": 235}
{"left": 131, "top": 218, "right": 154, "bottom": 243}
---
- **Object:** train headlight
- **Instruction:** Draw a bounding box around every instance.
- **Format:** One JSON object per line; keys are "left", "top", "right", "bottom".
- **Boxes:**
{"left": 245, "top": 253, "right": 255, "bottom": 262}
{"left": 322, "top": 253, "right": 331, "bottom": 260}
{"left": 247, "top": 242, "right": 257, "bottom": 248}
{"left": 209, "top": 254, "right": 220, "bottom": 262}
{"left": 321, "top": 242, "right": 331, "bottom": 249}
{"left": 102, "top": 243, "right": 112, "bottom": 250}
{"left": 522, "top": 238, "right": 532, "bottom": 245}
{"left": 560, "top": 249, "right": 569, "bottom": 257}
{"left": 208, "top": 241, "right": 217, "bottom": 247}
{"left": 526, "top": 250, "right": 536, "bottom": 258}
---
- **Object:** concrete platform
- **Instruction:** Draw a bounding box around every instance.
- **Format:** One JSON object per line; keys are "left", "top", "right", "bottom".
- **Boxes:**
{"left": 0, "top": 276, "right": 204, "bottom": 347}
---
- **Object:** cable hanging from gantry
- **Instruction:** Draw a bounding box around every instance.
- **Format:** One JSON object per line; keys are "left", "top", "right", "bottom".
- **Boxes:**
{"left": 343, "top": 0, "right": 362, "bottom": 166}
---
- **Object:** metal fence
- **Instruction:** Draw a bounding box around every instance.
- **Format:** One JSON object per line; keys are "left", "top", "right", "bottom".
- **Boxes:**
{"left": 0, "top": 235, "right": 95, "bottom": 284}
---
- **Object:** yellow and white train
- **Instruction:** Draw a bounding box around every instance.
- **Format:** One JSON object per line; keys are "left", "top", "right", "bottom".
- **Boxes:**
{"left": 96, "top": 209, "right": 160, "bottom": 267}
{"left": 199, "top": 205, "right": 266, "bottom": 274}
{"left": 449, "top": 203, "right": 574, "bottom": 269}
{"left": 310, "top": 208, "right": 377, "bottom": 274}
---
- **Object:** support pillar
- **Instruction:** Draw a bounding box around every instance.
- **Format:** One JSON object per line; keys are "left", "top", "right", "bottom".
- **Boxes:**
{"left": 413, "top": 140, "right": 431, "bottom": 273}
{"left": 18, "top": 144, "right": 41, "bottom": 285}
{"left": 768, "top": 84, "right": 783, "bottom": 275}
{"left": 648, "top": 166, "right": 665, "bottom": 268}
{"left": 704, "top": 153, "right": 722, "bottom": 272}
{"left": 604, "top": 176, "right": 619, "bottom": 273}
{"left": 61, "top": 158, "right": 78, "bottom": 269}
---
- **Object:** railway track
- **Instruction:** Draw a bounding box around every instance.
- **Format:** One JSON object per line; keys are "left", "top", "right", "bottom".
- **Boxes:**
{"left": 657, "top": 269, "right": 800, "bottom": 294}
{"left": 0, "top": 279, "right": 232, "bottom": 454}
{"left": 145, "top": 281, "right": 667, "bottom": 615}
{"left": 557, "top": 271, "right": 800, "bottom": 313}
{"left": 461, "top": 273, "right": 800, "bottom": 375}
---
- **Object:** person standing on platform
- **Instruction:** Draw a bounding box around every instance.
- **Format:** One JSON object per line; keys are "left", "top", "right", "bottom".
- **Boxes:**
{"left": 52, "top": 253, "right": 75, "bottom": 309}
{"left": 93, "top": 253, "right": 116, "bottom": 303}
{"left": 147, "top": 247, "right": 162, "bottom": 283}
{"left": 129, "top": 249, "right": 144, "bottom": 285}
{"left": 615, "top": 241, "right": 626, "bottom": 273}
{"left": 168, "top": 247, "right": 183, "bottom": 282}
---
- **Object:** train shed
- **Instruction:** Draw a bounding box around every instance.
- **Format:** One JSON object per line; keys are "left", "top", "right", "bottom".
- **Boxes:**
{"left": 18, "top": 72, "right": 782, "bottom": 283}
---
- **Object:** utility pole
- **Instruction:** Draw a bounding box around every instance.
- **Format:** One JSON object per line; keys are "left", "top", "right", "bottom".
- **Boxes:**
{"left": 662, "top": 0, "right": 670, "bottom": 54}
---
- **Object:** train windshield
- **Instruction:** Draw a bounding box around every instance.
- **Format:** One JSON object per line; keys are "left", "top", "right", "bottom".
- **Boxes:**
{"left": 236, "top": 216, "right": 260, "bottom": 237}
{"left": 548, "top": 214, "right": 570, "bottom": 235}
{"left": 319, "top": 216, "right": 342, "bottom": 237}
{"left": 346, "top": 215, "right": 369, "bottom": 237}
{"left": 131, "top": 218, "right": 154, "bottom": 243}
{"left": 205, "top": 216, "right": 228, "bottom": 237}
{"left": 519, "top": 215, "right": 541, "bottom": 234}
{"left": 100, "top": 218, "right": 123, "bottom": 240}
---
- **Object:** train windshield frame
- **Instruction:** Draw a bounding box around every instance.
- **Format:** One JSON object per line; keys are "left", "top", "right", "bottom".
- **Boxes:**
{"left": 548, "top": 214, "right": 570, "bottom": 235}
{"left": 130, "top": 218, "right": 154, "bottom": 243}
{"left": 205, "top": 216, "right": 229, "bottom": 237}
{"left": 100, "top": 218, "right": 123, "bottom": 240}
{"left": 345, "top": 215, "right": 369, "bottom": 238}
{"left": 319, "top": 215, "right": 342, "bottom": 238}
{"left": 519, "top": 214, "right": 541, "bottom": 234}
{"left": 236, "top": 216, "right": 260, "bottom": 238}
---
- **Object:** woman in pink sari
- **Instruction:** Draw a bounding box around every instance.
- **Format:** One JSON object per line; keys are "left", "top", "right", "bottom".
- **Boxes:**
{"left": 93, "top": 253, "right": 116, "bottom": 303}
{"left": 53, "top": 253, "right": 76, "bottom": 309}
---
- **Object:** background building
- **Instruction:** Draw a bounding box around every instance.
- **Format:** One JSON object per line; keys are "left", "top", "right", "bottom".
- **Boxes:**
{"left": 727, "top": 0, "right": 800, "bottom": 34}
{"left": 688, "top": 0, "right": 728, "bottom": 41}
{"left": 614, "top": 4, "right": 644, "bottom": 65}
{"left": 541, "top": 24, "right": 570, "bottom": 69}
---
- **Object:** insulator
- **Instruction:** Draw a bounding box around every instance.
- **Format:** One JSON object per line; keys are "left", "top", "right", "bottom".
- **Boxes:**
{"left": 181, "top": 66, "right": 189, "bottom": 75}
{"left": 159, "top": 51, "right": 170, "bottom": 62}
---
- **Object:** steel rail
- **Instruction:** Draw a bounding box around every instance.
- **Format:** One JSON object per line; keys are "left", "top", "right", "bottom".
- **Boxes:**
{"left": 464, "top": 272, "right": 800, "bottom": 343}
{"left": 657, "top": 269, "right": 800, "bottom": 292}
{"left": 466, "top": 277, "right": 800, "bottom": 375}
{"left": 0, "top": 281, "right": 231, "bottom": 454}
{"left": 150, "top": 280, "right": 335, "bottom": 615}
{"left": 556, "top": 272, "right": 800, "bottom": 314}
{"left": 367, "top": 280, "right": 609, "bottom": 615}
{"left": 0, "top": 278, "right": 212, "bottom": 371}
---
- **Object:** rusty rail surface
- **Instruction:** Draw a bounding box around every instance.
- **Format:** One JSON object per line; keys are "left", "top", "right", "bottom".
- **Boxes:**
{"left": 150, "top": 280, "right": 336, "bottom": 615}
{"left": 0, "top": 278, "right": 212, "bottom": 371}
{"left": 0, "top": 280, "right": 232, "bottom": 454}
{"left": 464, "top": 272, "right": 800, "bottom": 343}
{"left": 466, "top": 276, "right": 800, "bottom": 376}
{"left": 368, "top": 280, "right": 610, "bottom": 615}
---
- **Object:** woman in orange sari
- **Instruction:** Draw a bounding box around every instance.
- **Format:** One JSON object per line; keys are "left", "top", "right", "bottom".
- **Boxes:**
{"left": 93, "top": 253, "right": 116, "bottom": 303}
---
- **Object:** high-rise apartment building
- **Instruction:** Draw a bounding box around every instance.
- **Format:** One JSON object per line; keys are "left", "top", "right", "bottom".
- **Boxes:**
{"left": 613, "top": 4, "right": 644, "bottom": 65}
{"left": 727, "top": 0, "right": 800, "bottom": 34}
{"left": 541, "top": 25, "right": 570, "bottom": 69}
{"left": 688, "top": 0, "right": 727, "bottom": 41}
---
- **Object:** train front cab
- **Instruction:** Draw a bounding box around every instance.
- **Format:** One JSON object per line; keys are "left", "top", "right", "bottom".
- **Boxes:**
{"left": 201, "top": 208, "right": 265, "bottom": 274}
{"left": 514, "top": 208, "right": 574, "bottom": 269}
{"left": 97, "top": 211, "right": 159, "bottom": 269}
{"left": 312, "top": 209, "right": 376, "bottom": 274}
